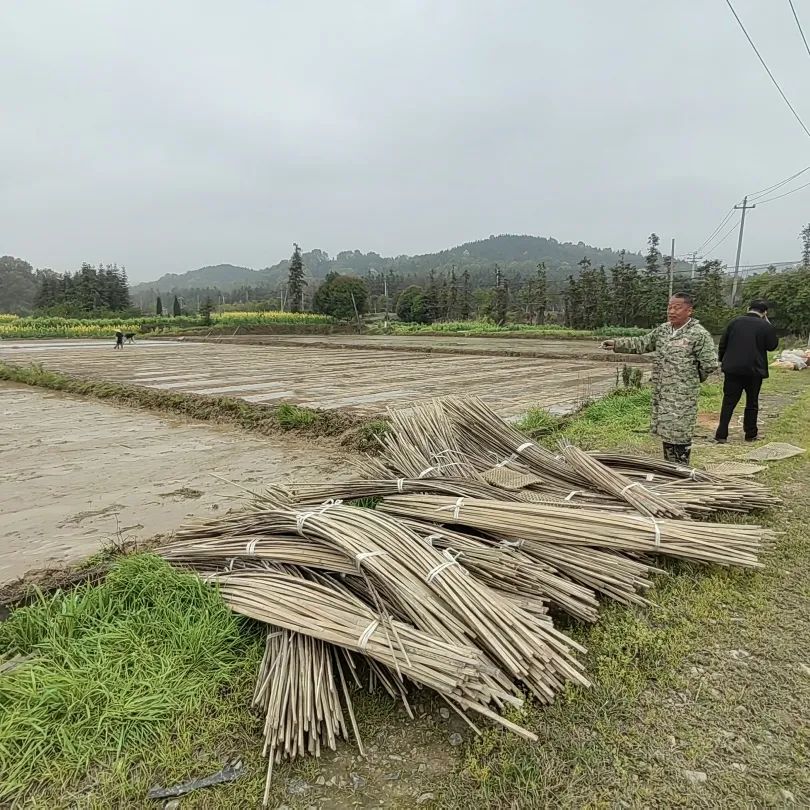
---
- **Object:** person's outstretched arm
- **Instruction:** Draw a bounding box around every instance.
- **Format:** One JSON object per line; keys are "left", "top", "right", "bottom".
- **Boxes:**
{"left": 604, "top": 327, "right": 660, "bottom": 355}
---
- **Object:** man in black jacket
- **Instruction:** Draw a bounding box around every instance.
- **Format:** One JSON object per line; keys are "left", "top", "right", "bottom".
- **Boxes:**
{"left": 714, "top": 299, "right": 779, "bottom": 443}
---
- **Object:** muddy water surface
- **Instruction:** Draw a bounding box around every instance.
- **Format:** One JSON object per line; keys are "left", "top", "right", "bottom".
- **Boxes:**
{"left": 0, "top": 383, "right": 350, "bottom": 583}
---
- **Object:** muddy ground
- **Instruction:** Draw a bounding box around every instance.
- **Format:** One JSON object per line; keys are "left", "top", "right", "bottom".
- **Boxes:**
{"left": 0, "top": 339, "right": 636, "bottom": 417}
{"left": 0, "top": 383, "right": 351, "bottom": 585}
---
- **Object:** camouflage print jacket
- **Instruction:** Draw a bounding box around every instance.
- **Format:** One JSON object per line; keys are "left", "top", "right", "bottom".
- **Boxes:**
{"left": 613, "top": 319, "right": 718, "bottom": 445}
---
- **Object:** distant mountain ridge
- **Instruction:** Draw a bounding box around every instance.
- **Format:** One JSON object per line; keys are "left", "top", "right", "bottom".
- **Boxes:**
{"left": 131, "top": 234, "right": 647, "bottom": 295}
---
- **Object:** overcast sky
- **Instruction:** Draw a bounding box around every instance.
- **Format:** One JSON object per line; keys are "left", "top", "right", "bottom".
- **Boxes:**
{"left": 3, "top": 0, "right": 809, "bottom": 282}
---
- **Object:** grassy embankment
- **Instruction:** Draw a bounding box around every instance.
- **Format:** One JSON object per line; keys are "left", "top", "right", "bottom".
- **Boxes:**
{"left": 0, "top": 362, "right": 388, "bottom": 453}
{"left": 1, "top": 313, "right": 649, "bottom": 341}
{"left": 0, "top": 312, "right": 336, "bottom": 339}
{"left": 1, "top": 368, "right": 808, "bottom": 806}
{"left": 374, "top": 320, "right": 647, "bottom": 340}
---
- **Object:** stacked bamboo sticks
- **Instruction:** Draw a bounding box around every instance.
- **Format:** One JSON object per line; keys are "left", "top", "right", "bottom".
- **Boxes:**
{"left": 378, "top": 495, "right": 765, "bottom": 568}
{"left": 558, "top": 440, "right": 687, "bottom": 519}
{"left": 372, "top": 397, "right": 779, "bottom": 515}
{"left": 158, "top": 395, "right": 777, "bottom": 805}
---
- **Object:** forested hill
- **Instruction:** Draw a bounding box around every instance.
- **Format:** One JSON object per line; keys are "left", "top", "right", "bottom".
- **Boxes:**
{"left": 131, "top": 235, "right": 646, "bottom": 295}
{"left": 132, "top": 263, "right": 260, "bottom": 293}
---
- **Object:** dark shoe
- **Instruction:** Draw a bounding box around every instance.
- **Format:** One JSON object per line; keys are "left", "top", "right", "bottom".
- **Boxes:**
{"left": 744, "top": 435, "right": 758, "bottom": 442}
{"left": 714, "top": 437, "right": 728, "bottom": 444}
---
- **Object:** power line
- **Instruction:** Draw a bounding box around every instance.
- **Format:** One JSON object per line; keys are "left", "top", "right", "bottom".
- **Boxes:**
{"left": 701, "top": 214, "right": 741, "bottom": 256}
{"left": 755, "top": 177, "right": 810, "bottom": 204}
{"left": 692, "top": 207, "right": 736, "bottom": 254}
{"left": 788, "top": 0, "right": 810, "bottom": 59}
{"left": 748, "top": 164, "right": 810, "bottom": 199}
{"left": 724, "top": 0, "right": 810, "bottom": 140}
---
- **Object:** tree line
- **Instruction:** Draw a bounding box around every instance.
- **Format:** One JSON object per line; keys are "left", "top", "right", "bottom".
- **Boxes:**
{"left": 35, "top": 263, "right": 132, "bottom": 315}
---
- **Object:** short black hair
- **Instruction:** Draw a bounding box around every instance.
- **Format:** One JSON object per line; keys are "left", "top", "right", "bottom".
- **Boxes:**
{"left": 671, "top": 292, "right": 693, "bottom": 307}
{"left": 749, "top": 299, "right": 769, "bottom": 313}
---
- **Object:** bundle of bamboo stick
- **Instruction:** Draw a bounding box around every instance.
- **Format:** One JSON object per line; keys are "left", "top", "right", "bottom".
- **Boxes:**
{"left": 378, "top": 494, "right": 766, "bottom": 568}
{"left": 157, "top": 394, "right": 778, "bottom": 806}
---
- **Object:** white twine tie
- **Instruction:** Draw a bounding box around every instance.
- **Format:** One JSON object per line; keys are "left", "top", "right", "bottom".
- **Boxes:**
{"left": 357, "top": 620, "right": 379, "bottom": 650}
{"left": 425, "top": 549, "right": 465, "bottom": 584}
{"left": 295, "top": 498, "right": 343, "bottom": 535}
{"left": 435, "top": 496, "right": 465, "bottom": 520}
{"left": 564, "top": 490, "right": 583, "bottom": 502}
{"left": 355, "top": 549, "right": 386, "bottom": 566}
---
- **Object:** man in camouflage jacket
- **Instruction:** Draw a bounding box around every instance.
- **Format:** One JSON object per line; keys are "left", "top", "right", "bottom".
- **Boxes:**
{"left": 602, "top": 293, "right": 718, "bottom": 465}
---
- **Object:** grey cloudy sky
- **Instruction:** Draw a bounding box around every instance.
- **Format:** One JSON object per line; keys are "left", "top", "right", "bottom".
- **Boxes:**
{"left": 3, "top": 0, "right": 809, "bottom": 282}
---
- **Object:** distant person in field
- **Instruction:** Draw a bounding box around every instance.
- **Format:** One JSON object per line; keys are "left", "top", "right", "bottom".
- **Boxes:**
{"left": 602, "top": 293, "right": 718, "bottom": 465}
{"left": 114, "top": 330, "right": 124, "bottom": 349}
{"left": 714, "top": 299, "right": 778, "bottom": 444}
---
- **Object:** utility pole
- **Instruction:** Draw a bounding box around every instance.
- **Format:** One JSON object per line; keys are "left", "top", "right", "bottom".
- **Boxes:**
{"left": 688, "top": 252, "right": 703, "bottom": 280}
{"left": 731, "top": 196, "right": 756, "bottom": 306}
{"left": 668, "top": 238, "right": 676, "bottom": 297}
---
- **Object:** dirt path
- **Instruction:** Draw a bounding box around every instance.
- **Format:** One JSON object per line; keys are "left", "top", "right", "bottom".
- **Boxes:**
{"left": 0, "top": 383, "right": 351, "bottom": 584}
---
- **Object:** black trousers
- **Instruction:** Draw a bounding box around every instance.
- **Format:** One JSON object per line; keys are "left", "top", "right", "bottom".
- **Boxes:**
{"left": 715, "top": 373, "right": 763, "bottom": 440}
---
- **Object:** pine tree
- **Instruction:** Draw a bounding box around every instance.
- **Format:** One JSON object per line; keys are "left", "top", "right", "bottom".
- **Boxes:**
{"left": 595, "top": 265, "right": 611, "bottom": 326}
{"left": 199, "top": 295, "right": 214, "bottom": 326}
{"left": 801, "top": 223, "right": 810, "bottom": 269}
{"left": 156, "top": 295, "right": 163, "bottom": 316}
{"left": 645, "top": 233, "right": 661, "bottom": 276}
{"left": 694, "top": 259, "right": 732, "bottom": 333}
{"left": 447, "top": 267, "right": 458, "bottom": 319}
{"left": 577, "top": 258, "right": 600, "bottom": 328}
{"left": 523, "top": 262, "right": 548, "bottom": 324}
{"left": 438, "top": 277, "right": 449, "bottom": 320}
{"left": 421, "top": 270, "right": 440, "bottom": 323}
{"left": 492, "top": 282, "right": 508, "bottom": 325}
{"left": 563, "top": 275, "right": 583, "bottom": 328}
{"left": 610, "top": 251, "right": 639, "bottom": 326}
{"left": 459, "top": 269, "right": 472, "bottom": 319}
{"left": 287, "top": 243, "right": 307, "bottom": 312}
{"left": 173, "top": 295, "right": 182, "bottom": 316}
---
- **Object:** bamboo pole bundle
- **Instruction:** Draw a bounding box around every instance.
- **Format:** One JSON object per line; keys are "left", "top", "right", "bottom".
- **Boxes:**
{"left": 558, "top": 441, "right": 687, "bottom": 519}
{"left": 158, "top": 536, "right": 358, "bottom": 575}
{"left": 209, "top": 567, "right": 534, "bottom": 736}
{"left": 278, "top": 503, "right": 590, "bottom": 703}
{"left": 256, "top": 477, "right": 528, "bottom": 506}
{"left": 441, "top": 396, "right": 587, "bottom": 487}
{"left": 368, "top": 397, "right": 777, "bottom": 516}
{"left": 370, "top": 400, "right": 481, "bottom": 480}
{"left": 590, "top": 453, "right": 778, "bottom": 511}
{"left": 252, "top": 628, "right": 356, "bottom": 803}
{"left": 509, "top": 541, "right": 657, "bottom": 606}
{"left": 654, "top": 479, "right": 778, "bottom": 513}
{"left": 179, "top": 500, "right": 590, "bottom": 704}
{"left": 378, "top": 495, "right": 766, "bottom": 568}
{"left": 399, "top": 520, "right": 601, "bottom": 623}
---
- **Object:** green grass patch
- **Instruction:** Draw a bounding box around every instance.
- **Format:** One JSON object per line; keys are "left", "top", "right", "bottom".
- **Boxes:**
{"left": 382, "top": 320, "right": 647, "bottom": 339}
{"left": 0, "top": 554, "right": 262, "bottom": 805}
{"left": 515, "top": 381, "right": 725, "bottom": 450}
